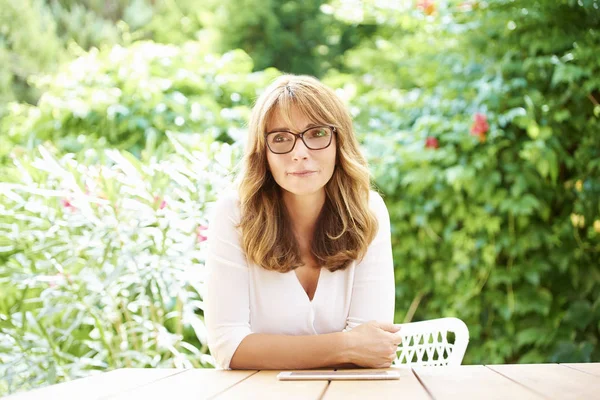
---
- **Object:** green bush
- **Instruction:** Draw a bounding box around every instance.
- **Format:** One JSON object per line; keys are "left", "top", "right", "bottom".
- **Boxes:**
{"left": 1, "top": 42, "right": 280, "bottom": 161}
{"left": 324, "top": 0, "right": 600, "bottom": 363}
{"left": 0, "top": 0, "right": 64, "bottom": 106}
{"left": 47, "top": 0, "right": 205, "bottom": 47}
{"left": 201, "top": 0, "right": 370, "bottom": 77}
{"left": 0, "top": 134, "right": 240, "bottom": 396}
{"left": 0, "top": 0, "right": 232, "bottom": 110}
{"left": 0, "top": 0, "right": 128, "bottom": 109}
{"left": 0, "top": 0, "right": 366, "bottom": 113}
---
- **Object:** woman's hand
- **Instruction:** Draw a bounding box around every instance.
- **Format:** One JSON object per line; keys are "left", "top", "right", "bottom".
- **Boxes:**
{"left": 343, "top": 321, "right": 402, "bottom": 368}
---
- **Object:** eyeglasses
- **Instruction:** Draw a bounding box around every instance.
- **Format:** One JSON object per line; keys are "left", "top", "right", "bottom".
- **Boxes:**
{"left": 265, "top": 125, "right": 336, "bottom": 154}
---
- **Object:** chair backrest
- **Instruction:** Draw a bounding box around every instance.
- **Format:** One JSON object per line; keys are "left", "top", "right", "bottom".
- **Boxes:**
{"left": 393, "top": 317, "right": 469, "bottom": 367}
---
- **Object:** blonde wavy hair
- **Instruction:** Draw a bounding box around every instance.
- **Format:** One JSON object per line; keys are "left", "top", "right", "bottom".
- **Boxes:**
{"left": 235, "top": 74, "right": 378, "bottom": 273}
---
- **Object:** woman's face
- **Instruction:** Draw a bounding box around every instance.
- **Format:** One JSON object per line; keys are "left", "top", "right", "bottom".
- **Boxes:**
{"left": 265, "top": 106, "right": 337, "bottom": 198}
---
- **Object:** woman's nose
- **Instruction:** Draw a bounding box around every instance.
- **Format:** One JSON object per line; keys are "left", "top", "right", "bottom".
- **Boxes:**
{"left": 291, "top": 137, "right": 310, "bottom": 159}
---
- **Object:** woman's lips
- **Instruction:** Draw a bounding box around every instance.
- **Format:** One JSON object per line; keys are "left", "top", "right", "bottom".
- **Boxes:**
{"left": 289, "top": 170, "right": 317, "bottom": 177}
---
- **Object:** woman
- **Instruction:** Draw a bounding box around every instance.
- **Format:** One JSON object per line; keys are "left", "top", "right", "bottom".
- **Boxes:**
{"left": 204, "top": 74, "right": 401, "bottom": 370}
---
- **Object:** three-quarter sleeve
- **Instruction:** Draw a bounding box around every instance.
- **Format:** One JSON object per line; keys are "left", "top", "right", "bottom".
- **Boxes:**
{"left": 343, "top": 191, "right": 396, "bottom": 331}
{"left": 203, "top": 193, "right": 253, "bottom": 369}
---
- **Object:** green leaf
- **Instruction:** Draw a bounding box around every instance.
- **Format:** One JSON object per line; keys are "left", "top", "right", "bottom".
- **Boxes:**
{"left": 564, "top": 301, "right": 593, "bottom": 331}
{"left": 516, "top": 327, "right": 546, "bottom": 347}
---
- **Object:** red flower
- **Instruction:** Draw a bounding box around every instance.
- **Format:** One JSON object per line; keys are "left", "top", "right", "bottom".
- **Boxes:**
{"left": 470, "top": 113, "right": 489, "bottom": 143}
{"left": 196, "top": 225, "right": 208, "bottom": 243}
{"left": 61, "top": 198, "right": 77, "bottom": 211}
{"left": 425, "top": 137, "right": 439, "bottom": 149}
{"left": 154, "top": 195, "right": 167, "bottom": 210}
{"left": 417, "top": 0, "right": 436, "bottom": 15}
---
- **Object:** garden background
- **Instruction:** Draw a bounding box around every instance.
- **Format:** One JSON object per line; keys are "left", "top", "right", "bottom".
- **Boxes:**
{"left": 0, "top": 0, "right": 599, "bottom": 396}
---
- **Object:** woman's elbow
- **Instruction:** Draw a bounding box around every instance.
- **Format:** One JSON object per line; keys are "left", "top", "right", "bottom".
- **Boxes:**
{"left": 207, "top": 329, "right": 253, "bottom": 370}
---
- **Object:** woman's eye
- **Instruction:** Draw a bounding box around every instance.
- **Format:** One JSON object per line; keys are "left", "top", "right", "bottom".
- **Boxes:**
{"left": 273, "top": 134, "right": 290, "bottom": 142}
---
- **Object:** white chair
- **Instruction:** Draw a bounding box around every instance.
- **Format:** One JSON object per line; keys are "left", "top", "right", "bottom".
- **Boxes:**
{"left": 393, "top": 317, "right": 469, "bottom": 367}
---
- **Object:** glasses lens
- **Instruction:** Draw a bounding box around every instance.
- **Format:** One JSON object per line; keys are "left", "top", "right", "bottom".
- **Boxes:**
{"left": 303, "top": 127, "right": 332, "bottom": 150}
{"left": 266, "top": 127, "right": 333, "bottom": 154}
{"left": 267, "top": 132, "right": 295, "bottom": 153}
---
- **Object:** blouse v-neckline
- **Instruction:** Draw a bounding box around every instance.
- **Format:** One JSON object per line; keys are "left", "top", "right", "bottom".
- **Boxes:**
{"left": 292, "top": 267, "right": 324, "bottom": 303}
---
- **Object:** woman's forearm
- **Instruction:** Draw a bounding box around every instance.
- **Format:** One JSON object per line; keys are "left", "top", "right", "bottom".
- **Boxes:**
{"left": 229, "top": 332, "right": 354, "bottom": 370}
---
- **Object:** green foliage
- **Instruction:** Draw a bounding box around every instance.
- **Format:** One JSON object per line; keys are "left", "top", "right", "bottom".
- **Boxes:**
{"left": 0, "top": 0, "right": 363, "bottom": 111}
{"left": 172, "top": 0, "right": 371, "bottom": 77}
{"left": 47, "top": 0, "right": 124, "bottom": 50}
{"left": 0, "top": 134, "right": 240, "bottom": 395}
{"left": 1, "top": 42, "right": 279, "bottom": 160}
{"left": 135, "top": 0, "right": 206, "bottom": 45}
{"left": 0, "top": 0, "right": 210, "bottom": 109}
{"left": 324, "top": 0, "right": 600, "bottom": 364}
{"left": 0, "top": 0, "right": 63, "bottom": 105}
{"left": 47, "top": 0, "right": 206, "bottom": 47}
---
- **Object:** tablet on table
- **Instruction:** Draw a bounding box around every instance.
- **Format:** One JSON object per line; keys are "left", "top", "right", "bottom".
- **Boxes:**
{"left": 277, "top": 370, "right": 401, "bottom": 381}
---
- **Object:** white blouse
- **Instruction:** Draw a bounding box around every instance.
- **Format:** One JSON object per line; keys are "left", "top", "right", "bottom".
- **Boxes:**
{"left": 203, "top": 190, "right": 395, "bottom": 369}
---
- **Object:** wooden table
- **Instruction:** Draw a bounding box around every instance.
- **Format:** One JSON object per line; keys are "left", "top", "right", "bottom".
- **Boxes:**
{"left": 5, "top": 363, "right": 600, "bottom": 399}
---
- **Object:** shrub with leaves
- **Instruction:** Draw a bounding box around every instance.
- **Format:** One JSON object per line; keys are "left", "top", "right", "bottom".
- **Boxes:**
{"left": 324, "top": 0, "right": 600, "bottom": 363}
{"left": 1, "top": 41, "right": 279, "bottom": 162}
{"left": 0, "top": 0, "right": 64, "bottom": 106}
{"left": 0, "top": 0, "right": 209, "bottom": 110}
{"left": 200, "top": 0, "right": 370, "bottom": 77}
{"left": 0, "top": 133, "right": 240, "bottom": 396}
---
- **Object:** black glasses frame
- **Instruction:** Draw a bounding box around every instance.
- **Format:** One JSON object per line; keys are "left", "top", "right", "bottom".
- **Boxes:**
{"left": 265, "top": 125, "right": 337, "bottom": 154}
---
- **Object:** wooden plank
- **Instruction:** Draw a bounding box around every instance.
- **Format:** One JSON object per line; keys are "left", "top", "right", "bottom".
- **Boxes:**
{"left": 561, "top": 363, "right": 600, "bottom": 377}
{"left": 213, "top": 370, "right": 328, "bottom": 400}
{"left": 105, "top": 369, "right": 256, "bottom": 400}
{"left": 4, "top": 368, "right": 184, "bottom": 400}
{"left": 487, "top": 363, "right": 600, "bottom": 400}
{"left": 322, "top": 367, "right": 431, "bottom": 400}
{"left": 413, "top": 365, "right": 544, "bottom": 400}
